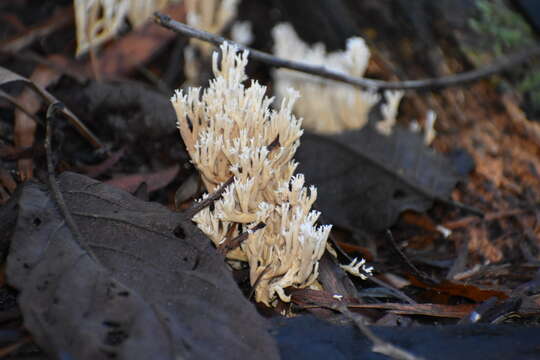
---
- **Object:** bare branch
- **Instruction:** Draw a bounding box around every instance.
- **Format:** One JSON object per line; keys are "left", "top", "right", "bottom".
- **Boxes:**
{"left": 218, "top": 222, "right": 266, "bottom": 255}
{"left": 154, "top": 12, "right": 540, "bottom": 92}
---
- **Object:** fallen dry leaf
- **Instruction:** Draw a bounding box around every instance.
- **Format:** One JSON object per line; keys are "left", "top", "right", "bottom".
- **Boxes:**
{"left": 6, "top": 172, "right": 279, "bottom": 359}
{"left": 297, "top": 125, "right": 470, "bottom": 234}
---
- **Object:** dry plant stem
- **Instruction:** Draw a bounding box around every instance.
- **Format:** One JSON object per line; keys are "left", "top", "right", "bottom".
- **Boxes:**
{"left": 41, "top": 89, "right": 102, "bottom": 150}
{"left": 386, "top": 230, "right": 428, "bottom": 280}
{"left": 248, "top": 265, "right": 272, "bottom": 300}
{"left": 154, "top": 12, "right": 540, "bottom": 92}
{"left": 363, "top": 273, "right": 416, "bottom": 305}
{"left": 184, "top": 175, "right": 234, "bottom": 218}
{"left": 326, "top": 228, "right": 352, "bottom": 262}
{"left": 337, "top": 306, "right": 426, "bottom": 360}
{"left": 218, "top": 222, "right": 266, "bottom": 255}
{"left": 45, "top": 103, "right": 100, "bottom": 264}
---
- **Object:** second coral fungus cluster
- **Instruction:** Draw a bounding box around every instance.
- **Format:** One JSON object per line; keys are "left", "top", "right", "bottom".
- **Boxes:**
{"left": 272, "top": 23, "right": 404, "bottom": 135}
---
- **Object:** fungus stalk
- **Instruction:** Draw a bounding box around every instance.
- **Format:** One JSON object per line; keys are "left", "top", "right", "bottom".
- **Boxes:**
{"left": 172, "top": 43, "right": 335, "bottom": 305}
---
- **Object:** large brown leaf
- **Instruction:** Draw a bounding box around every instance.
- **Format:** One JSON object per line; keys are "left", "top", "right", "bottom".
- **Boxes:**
{"left": 6, "top": 172, "right": 279, "bottom": 359}
{"left": 296, "top": 125, "right": 470, "bottom": 233}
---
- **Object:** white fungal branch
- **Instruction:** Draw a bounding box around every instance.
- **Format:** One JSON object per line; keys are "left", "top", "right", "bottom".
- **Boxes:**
{"left": 340, "top": 257, "right": 374, "bottom": 280}
{"left": 231, "top": 21, "right": 254, "bottom": 45}
{"left": 172, "top": 42, "right": 334, "bottom": 305}
{"left": 377, "top": 91, "right": 405, "bottom": 136}
{"left": 74, "top": 0, "right": 169, "bottom": 56}
{"left": 184, "top": 0, "right": 243, "bottom": 84}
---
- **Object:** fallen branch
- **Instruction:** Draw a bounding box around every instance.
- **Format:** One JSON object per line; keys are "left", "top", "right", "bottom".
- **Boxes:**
{"left": 154, "top": 12, "right": 540, "bottom": 91}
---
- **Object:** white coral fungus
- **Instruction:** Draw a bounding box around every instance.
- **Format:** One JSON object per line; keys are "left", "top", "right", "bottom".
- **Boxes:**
{"left": 183, "top": 0, "right": 243, "bottom": 84}
{"left": 185, "top": 0, "right": 240, "bottom": 56}
{"left": 340, "top": 257, "right": 374, "bottom": 280}
{"left": 272, "top": 23, "right": 404, "bottom": 135}
{"left": 172, "top": 42, "right": 333, "bottom": 305}
{"left": 74, "top": 0, "right": 169, "bottom": 56}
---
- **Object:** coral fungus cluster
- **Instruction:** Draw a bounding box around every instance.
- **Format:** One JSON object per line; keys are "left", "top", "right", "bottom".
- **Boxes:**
{"left": 172, "top": 43, "right": 332, "bottom": 305}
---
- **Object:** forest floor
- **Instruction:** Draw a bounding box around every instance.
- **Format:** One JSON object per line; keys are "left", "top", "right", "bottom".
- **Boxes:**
{"left": 0, "top": 1, "right": 540, "bottom": 359}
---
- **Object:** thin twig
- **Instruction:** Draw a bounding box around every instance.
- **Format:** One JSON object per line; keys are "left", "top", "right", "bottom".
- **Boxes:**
{"left": 337, "top": 305, "right": 426, "bottom": 360}
{"left": 363, "top": 271, "right": 417, "bottom": 305}
{"left": 154, "top": 12, "right": 540, "bottom": 92}
{"left": 184, "top": 176, "right": 234, "bottom": 218}
{"left": 218, "top": 222, "right": 265, "bottom": 255}
{"left": 327, "top": 230, "right": 353, "bottom": 262}
{"left": 45, "top": 103, "right": 100, "bottom": 264}
{"left": 248, "top": 264, "right": 272, "bottom": 300}
{"left": 386, "top": 230, "right": 429, "bottom": 281}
